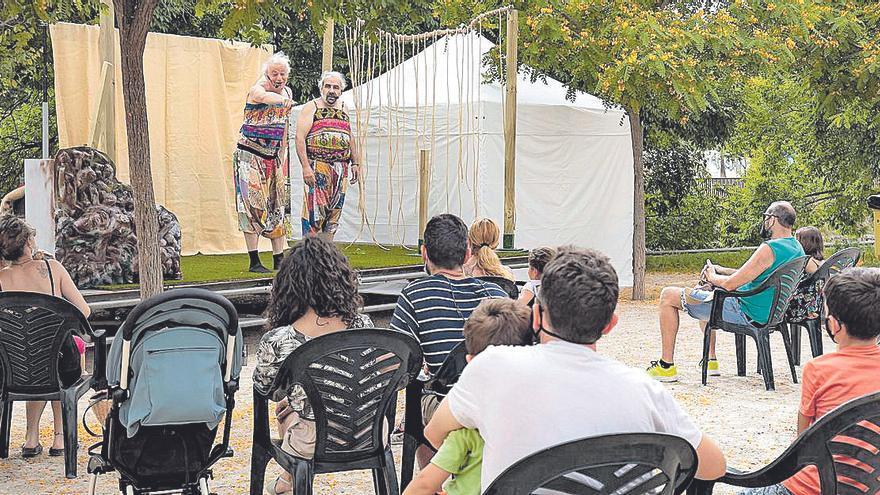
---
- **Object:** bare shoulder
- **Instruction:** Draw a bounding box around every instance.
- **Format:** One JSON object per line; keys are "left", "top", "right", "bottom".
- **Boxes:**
{"left": 298, "top": 100, "right": 317, "bottom": 119}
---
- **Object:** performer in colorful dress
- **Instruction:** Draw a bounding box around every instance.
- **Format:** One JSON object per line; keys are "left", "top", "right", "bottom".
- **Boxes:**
{"left": 233, "top": 52, "right": 295, "bottom": 273}
{"left": 294, "top": 71, "right": 360, "bottom": 239}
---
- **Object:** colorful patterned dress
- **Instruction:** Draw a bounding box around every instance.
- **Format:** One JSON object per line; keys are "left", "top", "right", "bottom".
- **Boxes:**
{"left": 233, "top": 92, "right": 293, "bottom": 239}
{"left": 302, "top": 104, "right": 352, "bottom": 236}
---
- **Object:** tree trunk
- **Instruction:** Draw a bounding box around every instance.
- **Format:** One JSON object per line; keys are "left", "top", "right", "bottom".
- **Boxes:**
{"left": 628, "top": 106, "right": 646, "bottom": 300}
{"left": 114, "top": 0, "right": 162, "bottom": 299}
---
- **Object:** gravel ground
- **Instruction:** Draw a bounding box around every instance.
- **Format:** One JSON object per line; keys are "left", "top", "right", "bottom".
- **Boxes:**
{"left": 0, "top": 273, "right": 820, "bottom": 494}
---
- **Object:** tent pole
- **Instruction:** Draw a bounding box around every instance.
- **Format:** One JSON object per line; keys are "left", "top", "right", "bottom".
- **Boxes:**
{"left": 322, "top": 19, "right": 335, "bottom": 72}
{"left": 97, "top": 0, "right": 116, "bottom": 164}
{"left": 502, "top": 10, "right": 518, "bottom": 249}
{"left": 418, "top": 149, "right": 430, "bottom": 249}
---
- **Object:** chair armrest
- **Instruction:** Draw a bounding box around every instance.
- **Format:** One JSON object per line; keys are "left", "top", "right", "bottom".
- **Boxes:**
{"left": 709, "top": 286, "right": 767, "bottom": 326}
{"left": 712, "top": 456, "right": 802, "bottom": 489}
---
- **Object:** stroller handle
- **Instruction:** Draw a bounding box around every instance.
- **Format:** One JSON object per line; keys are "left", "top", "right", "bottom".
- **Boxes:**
{"left": 117, "top": 288, "right": 240, "bottom": 341}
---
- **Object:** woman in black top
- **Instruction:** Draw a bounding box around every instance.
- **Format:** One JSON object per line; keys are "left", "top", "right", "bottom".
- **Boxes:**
{"left": 0, "top": 215, "right": 90, "bottom": 457}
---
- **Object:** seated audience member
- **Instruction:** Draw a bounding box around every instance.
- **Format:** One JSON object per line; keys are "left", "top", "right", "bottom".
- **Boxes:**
{"left": 518, "top": 246, "right": 556, "bottom": 305}
{"left": 648, "top": 201, "right": 805, "bottom": 382}
{"left": 0, "top": 215, "right": 88, "bottom": 458}
{"left": 425, "top": 247, "right": 726, "bottom": 491}
{"left": 390, "top": 214, "right": 507, "bottom": 463}
{"left": 786, "top": 226, "right": 825, "bottom": 323}
{"left": 403, "top": 298, "right": 534, "bottom": 495}
{"left": 739, "top": 267, "right": 880, "bottom": 495}
{"left": 462, "top": 217, "right": 514, "bottom": 281}
{"left": 253, "top": 236, "right": 373, "bottom": 495}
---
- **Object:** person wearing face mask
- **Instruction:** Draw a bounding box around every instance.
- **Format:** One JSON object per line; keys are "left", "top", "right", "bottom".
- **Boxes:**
{"left": 0, "top": 215, "right": 90, "bottom": 458}
{"left": 424, "top": 247, "right": 726, "bottom": 492}
{"left": 295, "top": 71, "right": 360, "bottom": 239}
{"left": 737, "top": 268, "right": 880, "bottom": 495}
{"left": 648, "top": 201, "right": 805, "bottom": 382}
{"left": 234, "top": 52, "right": 295, "bottom": 273}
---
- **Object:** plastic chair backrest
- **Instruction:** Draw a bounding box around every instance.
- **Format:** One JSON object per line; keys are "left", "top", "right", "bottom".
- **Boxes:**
{"left": 426, "top": 341, "right": 468, "bottom": 395}
{"left": 769, "top": 391, "right": 880, "bottom": 494}
{"left": 273, "top": 329, "right": 422, "bottom": 463}
{"left": 0, "top": 292, "right": 90, "bottom": 393}
{"left": 747, "top": 256, "right": 809, "bottom": 328}
{"left": 484, "top": 433, "right": 698, "bottom": 495}
{"left": 477, "top": 276, "right": 519, "bottom": 299}
{"left": 808, "top": 247, "right": 861, "bottom": 286}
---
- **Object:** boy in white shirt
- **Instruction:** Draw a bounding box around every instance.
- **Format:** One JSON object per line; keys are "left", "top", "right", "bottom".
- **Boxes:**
{"left": 425, "top": 246, "right": 727, "bottom": 492}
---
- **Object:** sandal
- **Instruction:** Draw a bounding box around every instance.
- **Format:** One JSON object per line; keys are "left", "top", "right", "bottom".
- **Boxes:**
{"left": 49, "top": 432, "right": 65, "bottom": 457}
{"left": 21, "top": 443, "right": 43, "bottom": 458}
{"left": 267, "top": 475, "right": 292, "bottom": 495}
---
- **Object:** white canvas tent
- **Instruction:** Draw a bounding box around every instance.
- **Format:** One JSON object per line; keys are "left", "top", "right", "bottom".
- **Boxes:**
{"left": 292, "top": 33, "right": 635, "bottom": 285}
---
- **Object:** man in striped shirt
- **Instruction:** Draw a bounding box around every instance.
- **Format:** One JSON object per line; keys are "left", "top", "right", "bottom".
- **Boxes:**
{"left": 390, "top": 214, "right": 507, "bottom": 464}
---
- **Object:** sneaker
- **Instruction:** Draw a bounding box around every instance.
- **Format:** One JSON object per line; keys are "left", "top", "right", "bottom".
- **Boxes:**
{"left": 646, "top": 361, "right": 678, "bottom": 382}
{"left": 701, "top": 359, "right": 721, "bottom": 377}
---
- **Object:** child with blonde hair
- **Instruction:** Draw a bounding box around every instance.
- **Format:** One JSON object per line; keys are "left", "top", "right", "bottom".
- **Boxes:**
{"left": 462, "top": 218, "right": 513, "bottom": 281}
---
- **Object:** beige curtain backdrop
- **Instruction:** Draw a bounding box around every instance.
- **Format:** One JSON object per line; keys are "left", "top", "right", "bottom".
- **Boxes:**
{"left": 51, "top": 22, "right": 272, "bottom": 255}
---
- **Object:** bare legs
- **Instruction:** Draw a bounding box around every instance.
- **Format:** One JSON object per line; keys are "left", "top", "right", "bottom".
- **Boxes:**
{"left": 659, "top": 287, "right": 716, "bottom": 363}
{"left": 244, "top": 232, "right": 260, "bottom": 252}
{"left": 270, "top": 236, "right": 286, "bottom": 255}
{"left": 23, "top": 401, "right": 64, "bottom": 450}
{"left": 246, "top": 233, "right": 287, "bottom": 255}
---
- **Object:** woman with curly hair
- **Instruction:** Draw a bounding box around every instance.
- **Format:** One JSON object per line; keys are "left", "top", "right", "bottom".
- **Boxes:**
{"left": 462, "top": 217, "right": 514, "bottom": 281}
{"left": 0, "top": 215, "right": 89, "bottom": 458}
{"left": 253, "top": 235, "right": 372, "bottom": 494}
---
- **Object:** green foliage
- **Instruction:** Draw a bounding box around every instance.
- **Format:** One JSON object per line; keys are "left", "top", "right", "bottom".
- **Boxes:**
{"left": 725, "top": 75, "right": 878, "bottom": 244}
{"left": 647, "top": 249, "right": 754, "bottom": 273}
{"left": 647, "top": 192, "right": 728, "bottom": 251}
{"left": 647, "top": 245, "right": 879, "bottom": 273}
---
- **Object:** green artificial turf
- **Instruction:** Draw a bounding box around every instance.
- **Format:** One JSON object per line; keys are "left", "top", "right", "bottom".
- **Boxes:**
{"left": 647, "top": 246, "right": 879, "bottom": 273}
{"left": 99, "top": 243, "right": 525, "bottom": 289}
{"left": 98, "top": 242, "right": 878, "bottom": 289}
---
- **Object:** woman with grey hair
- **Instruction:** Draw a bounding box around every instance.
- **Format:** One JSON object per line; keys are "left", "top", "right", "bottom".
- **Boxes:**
{"left": 294, "top": 71, "right": 361, "bottom": 239}
{"left": 233, "top": 52, "right": 295, "bottom": 272}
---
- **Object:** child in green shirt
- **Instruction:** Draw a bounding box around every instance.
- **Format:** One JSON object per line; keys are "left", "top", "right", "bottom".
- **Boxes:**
{"left": 403, "top": 298, "right": 535, "bottom": 495}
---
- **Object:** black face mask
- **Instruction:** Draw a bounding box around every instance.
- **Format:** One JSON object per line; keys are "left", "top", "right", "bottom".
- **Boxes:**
{"left": 758, "top": 217, "right": 773, "bottom": 240}
{"left": 535, "top": 306, "right": 595, "bottom": 345}
{"left": 824, "top": 317, "right": 837, "bottom": 344}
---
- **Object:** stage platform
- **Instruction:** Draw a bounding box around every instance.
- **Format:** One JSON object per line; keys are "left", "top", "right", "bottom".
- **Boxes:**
{"left": 83, "top": 255, "right": 529, "bottom": 334}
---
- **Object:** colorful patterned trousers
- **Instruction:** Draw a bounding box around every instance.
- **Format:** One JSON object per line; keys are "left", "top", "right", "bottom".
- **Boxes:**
{"left": 301, "top": 159, "right": 348, "bottom": 236}
{"left": 233, "top": 148, "right": 289, "bottom": 239}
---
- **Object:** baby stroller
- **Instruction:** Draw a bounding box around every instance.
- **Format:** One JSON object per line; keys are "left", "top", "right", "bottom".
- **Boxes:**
{"left": 87, "top": 288, "right": 243, "bottom": 495}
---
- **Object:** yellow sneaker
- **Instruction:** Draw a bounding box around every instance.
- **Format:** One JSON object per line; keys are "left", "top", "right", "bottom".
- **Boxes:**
{"left": 701, "top": 359, "right": 721, "bottom": 377}
{"left": 647, "top": 361, "right": 678, "bottom": 382}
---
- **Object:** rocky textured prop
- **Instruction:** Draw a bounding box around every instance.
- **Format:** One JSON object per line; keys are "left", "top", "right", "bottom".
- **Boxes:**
{"left": 54, "top": 146, "right": 182, "bottom": 288}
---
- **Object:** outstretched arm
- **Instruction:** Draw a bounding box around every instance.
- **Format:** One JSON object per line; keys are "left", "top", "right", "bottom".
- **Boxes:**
{"left": 249, "top": 82, "right": 289, "bottom": 105}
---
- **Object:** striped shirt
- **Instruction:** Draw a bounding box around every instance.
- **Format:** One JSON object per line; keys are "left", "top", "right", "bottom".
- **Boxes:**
{"left": 390, "top": 275, "right": 508, "bottom": 376}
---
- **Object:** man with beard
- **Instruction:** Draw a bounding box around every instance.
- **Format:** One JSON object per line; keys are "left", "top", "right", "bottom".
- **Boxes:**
{"left": 234, "top": 52, "right": 295, "bottom": 273}
{"left": 647, "top": 201, "right": 804, "bottom": 382}
{"left": 295, "top": 71, "right": 360, "bottom": 238}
